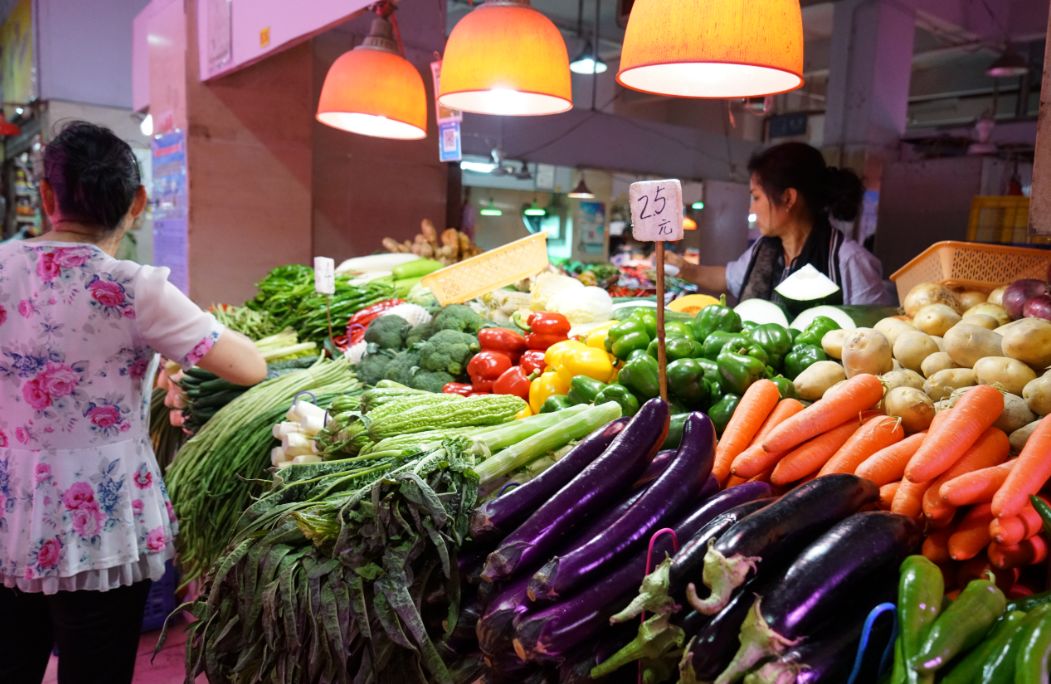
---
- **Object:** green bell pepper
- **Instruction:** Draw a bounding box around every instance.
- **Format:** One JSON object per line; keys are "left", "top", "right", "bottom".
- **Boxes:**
{"left": 617, "top": 353, "right": 661, "bottom": 399}
{"left": 708, "top": 393, "right": 740, "bottom": 436}
{"left": 594, "top": 383, "right": 640, "bottom": 417}
{"left": 690, "top": 294, "right": 742, "bottom": 340}
{"left": 606, "top": 319, "right": 652, "bottom": 360}
{"left": 783, "top": 343, "right": 828, "bottom": 380}
{"left": 664, "top": 320, "right": 693, "bottom": 339}
{"left": 745, "top": 323, "right": 794, "bottom": 368}
{"left": 770, "top": 374, "right": 796, "bottom": 399}
{"left": 540, "top": 395, "right": 573, "bottom": 413}
{"left": 666, "top": 358, "right": 711, "bottom": 408}
{"left": 717, "top": 350, "right": 768, "bottom": 396}
{"left": 648, "top": 336, "right": 702, "bottom": 361}
{"left": 796, "top": 315, "right": 841, "bottom": 347}
{"left": 628, "top": 308, "right": 658, "bottom": 338}
{"left": 701, "top": 331, "right": 748, "bottom": 360}
{"left": 567, "top": 376, "right": 607, "bottom": 405}
{"left": 741, "top": 320, "right": 758, "bottom": 331}
{"left": 696, "top": 357, "right": 723, "bottom": 396}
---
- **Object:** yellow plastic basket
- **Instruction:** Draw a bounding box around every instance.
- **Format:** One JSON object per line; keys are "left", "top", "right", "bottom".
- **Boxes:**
{"left": 890, "top": 240, "right": 1051, "bottom": 303}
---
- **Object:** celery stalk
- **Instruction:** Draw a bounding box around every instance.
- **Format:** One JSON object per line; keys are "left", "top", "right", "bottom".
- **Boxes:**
{"left": 474, "top": 404, "right": 589, "bottom": 452}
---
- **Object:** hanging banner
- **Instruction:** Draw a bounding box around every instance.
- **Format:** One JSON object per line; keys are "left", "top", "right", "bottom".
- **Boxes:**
{"left": 431, "top": 60, "right": 462, "bottom": 163}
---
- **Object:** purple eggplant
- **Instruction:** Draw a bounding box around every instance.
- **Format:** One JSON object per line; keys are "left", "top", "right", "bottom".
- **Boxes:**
{"left": 481, "top": 399, "right": 669, "bottom": 584}
{"left": 528, "top": 413, "right": 716, "bottom": 602}
{"left": 680, "top": 581, "right": 763, "bottom": 681}
{"left": 471, "top": 418, "right": 629, "bottom": 540}
{"left": 476, "top": 574, "right": 532, "bottom": 660}
{"left": 716, "top": 511, "right": 920, "bottom": 683}
{"left": 691, "top": 473, "right": 879, "bottom": 615}
{"left": 635, "top": 449, "right": 675, "bottom": 489}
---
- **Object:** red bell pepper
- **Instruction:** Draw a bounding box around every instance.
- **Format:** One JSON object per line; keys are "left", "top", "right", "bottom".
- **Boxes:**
{"left": 466, "top": 350, "right": 514, "bottom": 392}
{"left": 528, "top": 312, "right": 571, "bottom": 335}
{"left": 493, "top": 366, "right": 531, "bottom": 400}
{"left": 525, "top": 332, "right": 567, "bottom": 351}
{"left": 520, "top": 349, "right": 547, "bottom": 375}
{"left": 442, "top": 382, "right": 474, "bottom": 396}
{"left": 478, "top": 327, "right": 528, "bottom": 360}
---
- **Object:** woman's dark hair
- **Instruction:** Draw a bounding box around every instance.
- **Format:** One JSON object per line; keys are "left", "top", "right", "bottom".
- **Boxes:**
{"left": 43, "top": 121, "right": 142, "bottom": 231}
{"left": 747, "top": 142, "right": 864, "bottom": 222}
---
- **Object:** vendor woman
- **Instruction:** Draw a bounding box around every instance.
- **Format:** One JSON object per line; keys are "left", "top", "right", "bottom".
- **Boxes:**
{"left": 666, "top": 142, "right": 888, "bottom": 306}
{"left": 0, "top": 121, "right": 266, "bottom": 683}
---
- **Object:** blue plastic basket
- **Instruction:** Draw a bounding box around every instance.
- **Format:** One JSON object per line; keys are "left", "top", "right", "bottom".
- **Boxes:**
{"left": 141, "top": 560, "right": 179, "bottom": 632}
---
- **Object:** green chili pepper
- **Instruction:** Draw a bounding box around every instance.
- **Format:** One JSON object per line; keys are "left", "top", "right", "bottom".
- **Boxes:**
{"left": 540, "top": 395, "right": 573, "bottom": 413}
{"left": 617, "top": 353, "right": 661, "bottom": 399}
{"left": 745, "top": 323, "right": 794, "bottom": 368}
{"left": 890, "top": 634, "right": 908, "bottom": 684}
{"left": 648, "top": 336, "right": 702, "bottom": 361}
{"left": 708, "top": 393, "right": 740, "bottom": 436}
{"left": 691, "top": 294, "right": 742, "bottom": 340}
{"left": 1007, "top": 589, "right": 1051, "bottom": 613}
{"left": 1030, "top": 495, "right": 1051, "bottom": 536}
{"left": 911, "top": 576, "right": 1006, "bottom": 675}
{"left": 594, "top": 383, "right": 640, "bottom": 417}
{"left": 977, "top": 606, "right": 1049, "bottom": 683}
{"left": 661, "top": 412, "right": 688, "bottom": 450}
{"left": 897, "top": 556, "right": 944, "bottom": 683}
{"left": 941, "top": 611, "right": 1027, "bottom": 684}
{"left": 567, "top": 376, "right": 607, "bottom": 405}
{"left": 796, "top": 315, "right": 841, "bottom": 347}
{"left": 1013, "top": 604, "right": 1051, "bottom": 684}
{"left": 769, "top": 374, "right": 795, "bottom": 399}
{"left": 701, "top": 331, "right": 748, "bottom": 360}
{"left": 628, "top": 308, "right": 658, "bottom": 338}
{"left": 666, "top": 358, "right": 711, "bottom": 408}
{"left": 717, "top": 350, "right": 767, "bottom": 396}
{"left": 784, "top": 343, "right": 828, "bottom": 380}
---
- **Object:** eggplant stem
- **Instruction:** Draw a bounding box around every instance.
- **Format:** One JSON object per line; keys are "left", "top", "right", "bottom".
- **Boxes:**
{"left": 689, "top": 548, "right": 760, "bottom": 615}
{"left": 742, "top": 659, "right": 801, "bottom": 684}
{"left": 714, "top": 601, "right": 798, "bottom": 684}
{"left": 611, "top": 558, "right": 675, "bottom": 624}
{"left": 589, "top": 613, "right": 684, "bottom": 678}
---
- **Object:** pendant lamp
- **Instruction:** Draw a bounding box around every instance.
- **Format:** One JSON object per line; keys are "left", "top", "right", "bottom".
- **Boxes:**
{"left": 316, "top": 10, "right": 427, "bottom": 140}
{"left": 570, "top": 40, "right": 608, "bottom": 75}
{"left": 986, "top": 47, "right": 1027, "bottom": 78}
{"left": 439, "top": 0, "right": 572, "bottom": 116}
{"left": 617, "top": 0, "right": 804, "bottom": 99}
{"left": 568, "top": 173, "right": 595, "bottom": 199}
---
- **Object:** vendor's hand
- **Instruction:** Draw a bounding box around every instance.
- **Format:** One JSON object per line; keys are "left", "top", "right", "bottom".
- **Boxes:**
{"left": 163, "top": 369, "right": 188, "bottom": 427}
{"left": 664, "top": 252, "right": 686, "bottom": 269}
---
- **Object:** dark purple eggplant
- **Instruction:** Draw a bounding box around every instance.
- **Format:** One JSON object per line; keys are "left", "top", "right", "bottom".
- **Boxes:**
{"left": 680, "top": 581, "right": 762, "bottom": 681}
{"left": 477, "top": 574, "right": 532, "bottom": 660}
{"left": 716, "top": 511, "right": 920, "bottom": 683}
{"left": 691, "top": 473, "right": 878, "bottom": 615}
{"left": 481, "top": 399, "right": 669, "bottom": 584}
{"left": 529, "top": 413, "right": 716, "bottom": 601}
{"left": 471, "top": 418, "right": 629, "bottom": 540}
{"left": 635, "top": 448, "right": 675, "bottom": 489}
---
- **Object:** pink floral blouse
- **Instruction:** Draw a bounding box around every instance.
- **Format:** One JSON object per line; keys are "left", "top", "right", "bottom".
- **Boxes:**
{"left": 0, "top": 241, "right": 222, "bottom": 593}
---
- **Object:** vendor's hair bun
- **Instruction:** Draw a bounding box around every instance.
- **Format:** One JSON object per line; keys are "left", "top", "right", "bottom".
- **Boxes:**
{"left": 747, "top": 142, "right": 864, "bottom": 223}
{"left": 822, "top": 165, "right": 864, "bottom": 222}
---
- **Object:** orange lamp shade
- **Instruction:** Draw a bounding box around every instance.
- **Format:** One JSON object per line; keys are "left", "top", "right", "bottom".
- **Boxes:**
{"left": 618, "top": 0, "right": 804, "bottom": 99}
{"left": 317, "top": 20, "right": 427, "bottom": 140}
{"left": 439, "top": 0, "right": 572, "bottom": 116}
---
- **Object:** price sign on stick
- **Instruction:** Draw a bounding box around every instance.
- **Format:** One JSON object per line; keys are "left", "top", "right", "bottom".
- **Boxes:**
{"left": 314, "top": 256, "right": 336, "bottom": 345}
{"left": 629, "top": 180, "right": 684, "bottom": 403}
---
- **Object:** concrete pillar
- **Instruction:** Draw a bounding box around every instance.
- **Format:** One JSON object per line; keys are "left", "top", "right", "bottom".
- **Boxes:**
{"left": 1030, "top": 9, "right": 1051, "bottom": 242}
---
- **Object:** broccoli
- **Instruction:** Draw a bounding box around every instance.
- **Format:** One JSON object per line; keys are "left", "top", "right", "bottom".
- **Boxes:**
{"left": 417, "top": 330, "right": 480, "bottom": 377}
{"left": 357, "top": 348, "right": 396, "bottom": 386}
{"left": 409, "top": 369, "right": 456, "bottom": 393}
{"left": 405, "top": 322, "right": 432, "bottom": 348}
{"left": 364, "top": 315, "right": 410, "bottom": 350}
{"left": 430, "top": 304, "right": 485, "bottom": 335}
{"left": 383, "top": 350, "right": 423, "bottom": 386}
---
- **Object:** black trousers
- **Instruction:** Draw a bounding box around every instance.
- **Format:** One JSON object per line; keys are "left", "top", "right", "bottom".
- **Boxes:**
{"left": 0, "top": 581, "right": 151, "bottom": 684}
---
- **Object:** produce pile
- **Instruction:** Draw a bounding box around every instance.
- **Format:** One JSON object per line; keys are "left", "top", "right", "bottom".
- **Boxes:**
{"left": 380, "top": 218, "right": 483, "bottom": 265}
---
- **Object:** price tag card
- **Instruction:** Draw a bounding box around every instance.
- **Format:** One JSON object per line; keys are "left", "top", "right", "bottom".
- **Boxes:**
{"left": 630, "top": 179, "right": 683, "bottom": 241}
{"left": 313, "top": 256, "right": 335, "bottom": 295}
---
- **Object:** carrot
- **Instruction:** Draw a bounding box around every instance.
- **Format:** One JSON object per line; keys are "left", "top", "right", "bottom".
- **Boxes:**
{"left": 990, "top": 498, "right": 1045, "bottom": 545}
{"left": 891, "top": 478, "right": 928, "bottom": 519}
{"left": 922, "top": 528, "right": 951, "bottom": 564}
{"left": 728, "top": 399, "right": 806, "bottom": 478}
{"left": 879, "top": 482, "right": 900, "bottom": 510}
{"left": 992, "top": 414, "right": 1051, "bottom": 518}
{"left": 855, "top": 432, "right": 927, "bottom": 486}
{"left": 922, "top": 427, "right": 1010, "bottom": 524}
{"left": 769, "top": 421, "right": 859, "bottom": 486}
{"left": 940, "top": 460, "right": 1016, "bottom": 507}
{"left": 753, "top": 398, "right": 807, "bottom": 443}
{"left": 819, "top": 415, "right": 904, "bottom": 477}
{"left": 761, "top": 374, "right": 884, "bottom": 455}
{"left": 725, "top": 474, "right": 749, "bottom": 488}
{"left": 905, "top": 385, "right": 1004, "bottom": 483}
{"left": 713, "top": 380, "right": 781, "bottom": 484}
{"left": 948, "top": 504, "right": 994, "bottom": 561}
{"left": 988, "top": 536, "right": 1049, "bottom": 570}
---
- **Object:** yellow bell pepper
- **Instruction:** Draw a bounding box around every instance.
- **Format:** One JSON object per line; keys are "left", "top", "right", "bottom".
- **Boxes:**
{"left": 584, "top": 322, "right": 616, "bottom": 350}
{"left": 529, "top": 371, "right": 570, "bottom": 414}
{"left": 543, "top": 339, "right": 615, "bottom": 384}
{"left": 544, "top": 340, "right": 588, "bottom": 370}
{"left": 515, "top": 405, "right": 533, "bottom": 420}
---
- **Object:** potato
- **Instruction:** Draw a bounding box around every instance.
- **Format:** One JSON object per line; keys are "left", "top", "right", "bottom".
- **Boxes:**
{"left": 904, "top": 282, "right": 960, "bottom": 317}
{"left": 893, "top": 331, "right": 939, "bottom": 372}
{"left": 956, "top": 290, "right": 989, "bottom": 311}
{"left": 923, "top": 368, "right": 976, "bottom": 401}
{"left": 964, "top": 303, "right": 1010, "bottom": 326}
{"left": 960, "top": 314, "right": 999, "bottom": 331}
{"left": 931, "top": 336, "right": 945, "bottom": 351}
{"left": 988, "top": 286, "right": 1007, "bottom": 307}
{"left": 881, "top": 369, "right": 925, "bottom": 392}
{"left": 943, "top": 323, "right": 1003, "bottom": 368}
{"left": 874, "top": 317, "right": 918, "bottom": 346}
{"left": 1000, "top": 318, "right": 1051, "bottom": 369}
{"left": 995, "top": 392, "right": 1038, "bottom": 434}
{"left": 913, "top": 304, "right": 962, "bottom": 336}
{"left": 841, "top": 328, "right": 893, "bottom": 378}
{"left": 884, "top": 386, "right": 935, "bottom": 433}
{"left": 793, "top": 361, "right": 846, "bottom": 401}
{"left": 1009, "top": 420, "right": 1041, "bottom": 453}
{"left": 973, "top": 356, "right": 1038, "bottom": 396}
{"left": 921, "top": 351, "right": 957, "bottom": 378}
{"left": 1023, "top": 373, "right": 1051, "bottom": 416}
{"left": 892, "top": 359, "right": 904, "bottom": 372}
{"left": 822, "top": 329, "right": 848, "bottom": 360}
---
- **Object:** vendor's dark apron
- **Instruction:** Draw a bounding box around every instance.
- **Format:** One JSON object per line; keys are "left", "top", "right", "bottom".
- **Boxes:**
{"left": 738, "top": 218, "right": 845, "bottom": 308}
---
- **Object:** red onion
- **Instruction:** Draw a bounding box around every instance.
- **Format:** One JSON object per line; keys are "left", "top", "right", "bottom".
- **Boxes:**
{"left": 1023, "top": 294, "right": 1051, "bottom": 321}
{"left": 1003, "top": 279, "right": 1050, "bottom": 319}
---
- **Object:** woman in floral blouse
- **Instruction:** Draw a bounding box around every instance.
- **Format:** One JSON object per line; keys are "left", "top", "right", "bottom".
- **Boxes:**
{"left": 0, "top": 121, "right": 266, "bottom": 683}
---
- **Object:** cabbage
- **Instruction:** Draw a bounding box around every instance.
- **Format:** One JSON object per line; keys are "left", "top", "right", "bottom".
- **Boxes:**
{"left": 531, "top": 272, "right": 584, "bottom": 311}
{"left": 547, "top": 286, "right": 614, "bottom": 325}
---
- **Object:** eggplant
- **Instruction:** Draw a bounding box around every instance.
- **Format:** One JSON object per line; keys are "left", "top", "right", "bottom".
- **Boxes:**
{"left": 715, "top": 511, "right": 920, "bottom": 684}
{"left": 634, "top": 448, "right": 675, "bottom": 489}
{"left": 470, "top": 418, "right": 629, "bottom": 540}
{"left": 529, "top": 413, "right": 716, "bottom": 601}
{"left": 680, "top": 582, "right": 763, "bottom": 682}
{"left": 691, "top": 473, "right": 878, "bottom": 615}
{"left": 482, "top": 399, "right": 669, "bottom": 584}
{"left": 477, "top": 574, "right": 532, "bottom": 660}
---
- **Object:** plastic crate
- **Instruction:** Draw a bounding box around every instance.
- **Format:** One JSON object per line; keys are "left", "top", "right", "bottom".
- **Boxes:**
{"left": 890, "top": 240, "right": 1051, "bottom": 303}
{"left": 141, "top": 560, "right": 179, "bottom": 632}
{"left": 967, "top": 196, "right": 1030, "bottom": 244}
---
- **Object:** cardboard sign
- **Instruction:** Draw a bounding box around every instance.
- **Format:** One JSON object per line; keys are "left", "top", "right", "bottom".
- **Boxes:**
{"left": 422, "top": 233, "right": 548, "bottom": 305}
{"left": 313, "top": 256, "right": 335, "bottom": 295}
{"left": 629, "top": 179, "right": 683, "bottom": 242}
